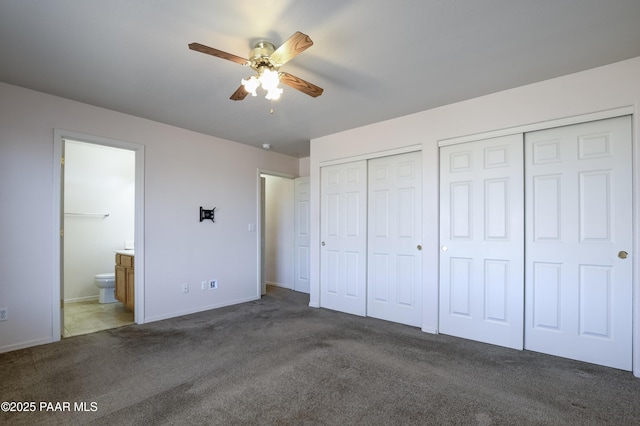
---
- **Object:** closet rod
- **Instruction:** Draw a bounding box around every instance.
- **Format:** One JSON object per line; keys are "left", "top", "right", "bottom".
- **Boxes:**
{"left": 64, "top": 212, "right": 110, "bottom": 217}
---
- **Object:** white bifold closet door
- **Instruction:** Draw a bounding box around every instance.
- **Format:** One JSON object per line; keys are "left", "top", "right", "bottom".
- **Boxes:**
{"left": 439, "top": 134, "right": 525, "bottom": 349}
{"left": 524, "top": 116, "right": 632, "bottom": 371}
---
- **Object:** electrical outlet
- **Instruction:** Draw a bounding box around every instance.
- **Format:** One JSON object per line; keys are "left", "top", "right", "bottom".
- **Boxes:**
{"left": 0, "top": 308, "right": 7, "bottom": 321}
{"left": 181, "top": 283, "right": 189, "bottom": 293}
{"left": 209, "top": 280, "right": 218, "bottom": 290}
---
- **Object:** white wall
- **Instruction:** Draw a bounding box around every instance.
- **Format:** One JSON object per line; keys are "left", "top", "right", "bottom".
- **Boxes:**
{"left": 64, "top": 141, "right": 135, "bottom": 301}
{"left": 298, "top": 157, "right": 310, "bottom": 177}
{"left": 263, "top": 175, "right": 294, "bottom": 289}
{"left": 0, "top": 82, "right": 299, "bottom": 352}
{"left": 309, "top": 57, "right": 640, "bottom": 374}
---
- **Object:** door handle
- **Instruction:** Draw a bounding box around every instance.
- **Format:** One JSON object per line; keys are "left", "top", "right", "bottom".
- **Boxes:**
{"left": 618, "top": 251, "right": 628, "bottom": 259}
{"left": 417, "top": 244, "right": 422, "bottom": 251}
{"left": 441, "top": 245, "right": 448, "bottom": 252}
{"left": 321, "top": 241, "right": 326, "bottom": 247}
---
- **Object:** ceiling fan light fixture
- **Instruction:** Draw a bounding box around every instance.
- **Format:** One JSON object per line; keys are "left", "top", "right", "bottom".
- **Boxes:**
{"left": 265, "top": 87, "right": 283, "bottom": 101}
{"left": 261, "top": 69, "right": 283, "bottom": 100}
{"left": 241, "top": 76, "right": 260, "bottom": 96}
{"left": 242, "top": 67, "right": 283, "bottom": 100}
{"left": 259, "top": 68, "right": 280, "bottom": 89}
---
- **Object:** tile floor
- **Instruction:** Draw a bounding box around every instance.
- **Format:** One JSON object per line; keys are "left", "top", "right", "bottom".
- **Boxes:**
{"left": 63, "top": 299, "right": 134, "bottom": 337}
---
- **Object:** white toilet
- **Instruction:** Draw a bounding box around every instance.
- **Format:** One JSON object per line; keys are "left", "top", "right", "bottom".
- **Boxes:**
{"left": 94, "top": 273, "right": 117, "bottom": 304}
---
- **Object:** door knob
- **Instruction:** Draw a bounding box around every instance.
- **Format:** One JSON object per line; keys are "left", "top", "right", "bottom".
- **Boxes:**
{"left": 441, "top": 245, "right": 448, "bottom": 252}
{"left": 618, "top": 251, "right": 628, "bottom": 259}
{"left": 321, "top": 241, "right": 326, "bottom": 246}
{"left": 417, "top": 244, "right": 422, "bottom": 251}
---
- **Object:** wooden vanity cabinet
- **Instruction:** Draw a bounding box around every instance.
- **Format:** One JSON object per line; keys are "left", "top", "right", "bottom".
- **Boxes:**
{"left": 115, "top": 253, "right": 134, "bottom": 311}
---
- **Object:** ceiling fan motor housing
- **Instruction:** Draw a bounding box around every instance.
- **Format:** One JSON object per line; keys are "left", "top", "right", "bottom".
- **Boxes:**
{"left": 249, "top": 41, "right": 278, "bottom": 70}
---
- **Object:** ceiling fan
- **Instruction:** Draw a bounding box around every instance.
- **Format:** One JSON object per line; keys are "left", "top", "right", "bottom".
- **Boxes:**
{"left": 189, "top": 31, "right": 324, "bottom": 101}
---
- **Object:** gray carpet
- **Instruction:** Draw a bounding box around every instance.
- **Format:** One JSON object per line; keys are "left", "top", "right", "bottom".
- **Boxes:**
{"left": 1, "top": 286, "right": 639, "bottom": 425}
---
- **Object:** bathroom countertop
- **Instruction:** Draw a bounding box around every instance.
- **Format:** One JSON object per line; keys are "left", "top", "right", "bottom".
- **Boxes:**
{"left": 114, "top": 249, "right": 135, "bottom": 256}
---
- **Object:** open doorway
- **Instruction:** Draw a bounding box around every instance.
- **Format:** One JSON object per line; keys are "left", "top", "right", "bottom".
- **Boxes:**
{"left": 260, "top": 173, "right": 295, "bottom": 294}
{"left": 53, "top": 130, "right": 145, "bottom": 340}
{"left": 257, "top": 170, "right": 311, "bottom": 297}
{"left": 62, "top": 140, "right": 135, "bottom": 336}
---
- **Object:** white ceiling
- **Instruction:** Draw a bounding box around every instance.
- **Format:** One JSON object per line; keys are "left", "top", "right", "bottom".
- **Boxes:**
{"left": 1, "top": 1, "right": 639, "bottom": 157}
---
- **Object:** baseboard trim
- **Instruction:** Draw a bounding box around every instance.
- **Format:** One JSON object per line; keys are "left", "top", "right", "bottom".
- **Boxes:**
{"left": 143, "top": 295, "right": 260, "bottom": 323}
{"left": 266, "top": 281, "right": 294, "bottom": 290}
{"left": 64, "top": 295, "right": 99, "bottom": 304}
{"left": 0, "top": 337, "right": 55, "bottom": 354}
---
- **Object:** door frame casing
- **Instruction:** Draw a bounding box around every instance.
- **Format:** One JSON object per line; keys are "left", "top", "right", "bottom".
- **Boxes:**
{"left": 52, "top": 129, "right": 145, "bottom": 340}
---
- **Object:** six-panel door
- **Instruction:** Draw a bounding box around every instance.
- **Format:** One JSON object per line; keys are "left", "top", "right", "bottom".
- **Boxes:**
{"left": 439, "top": 134, "right": 525, "bottom": 349}
{"left": 524, "top": 116, "right": 632, "bottom": 370}
{"left": 320, "top": 161, "right": 368, "bottom": 316}
{"left": 367, "top": 151, "right": 423, "bottom": 326}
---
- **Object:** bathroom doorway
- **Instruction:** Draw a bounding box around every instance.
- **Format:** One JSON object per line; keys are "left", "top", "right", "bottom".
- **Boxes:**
{"left": 53, "top": 130, "right": 145, "bottom": 340}
{"left": 62, "top": 140, "right": 134, "bottom": 336}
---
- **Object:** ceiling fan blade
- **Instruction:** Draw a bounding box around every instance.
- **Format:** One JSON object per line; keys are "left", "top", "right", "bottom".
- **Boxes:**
{"left": 270, "top": 32, "right": 313, "bottom": 66}
{"left": 188, "top": 42, "right": 248, "bottom": 65}
{"left": 279, "top": 72, "right": 323, "bottom": 98}
{"left": 230, "top": 85, "right": 249, "bottom": 101}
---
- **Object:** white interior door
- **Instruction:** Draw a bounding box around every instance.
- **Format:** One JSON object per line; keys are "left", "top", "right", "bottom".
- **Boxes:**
{"left": 439, "top": 134, "right": 525, "bottom": 349}
{"left": 524, "top": 116, "right": 633, "bottom": 370}
{"left": 367, "top": 151, "right": 422, "bottom": 326}
{"left": 294, "top": 177, "right": 310, "bottom": 294}
{"left": 320, "top": 161, "right": 367, "bottom": 316}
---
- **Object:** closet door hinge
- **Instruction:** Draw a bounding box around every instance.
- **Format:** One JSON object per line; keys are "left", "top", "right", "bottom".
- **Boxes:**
{"left": 60, "top": 229, "right": 64, "bottom": 237}
{"left": 61, "top": 156, "right": 65, "bottom": 165}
